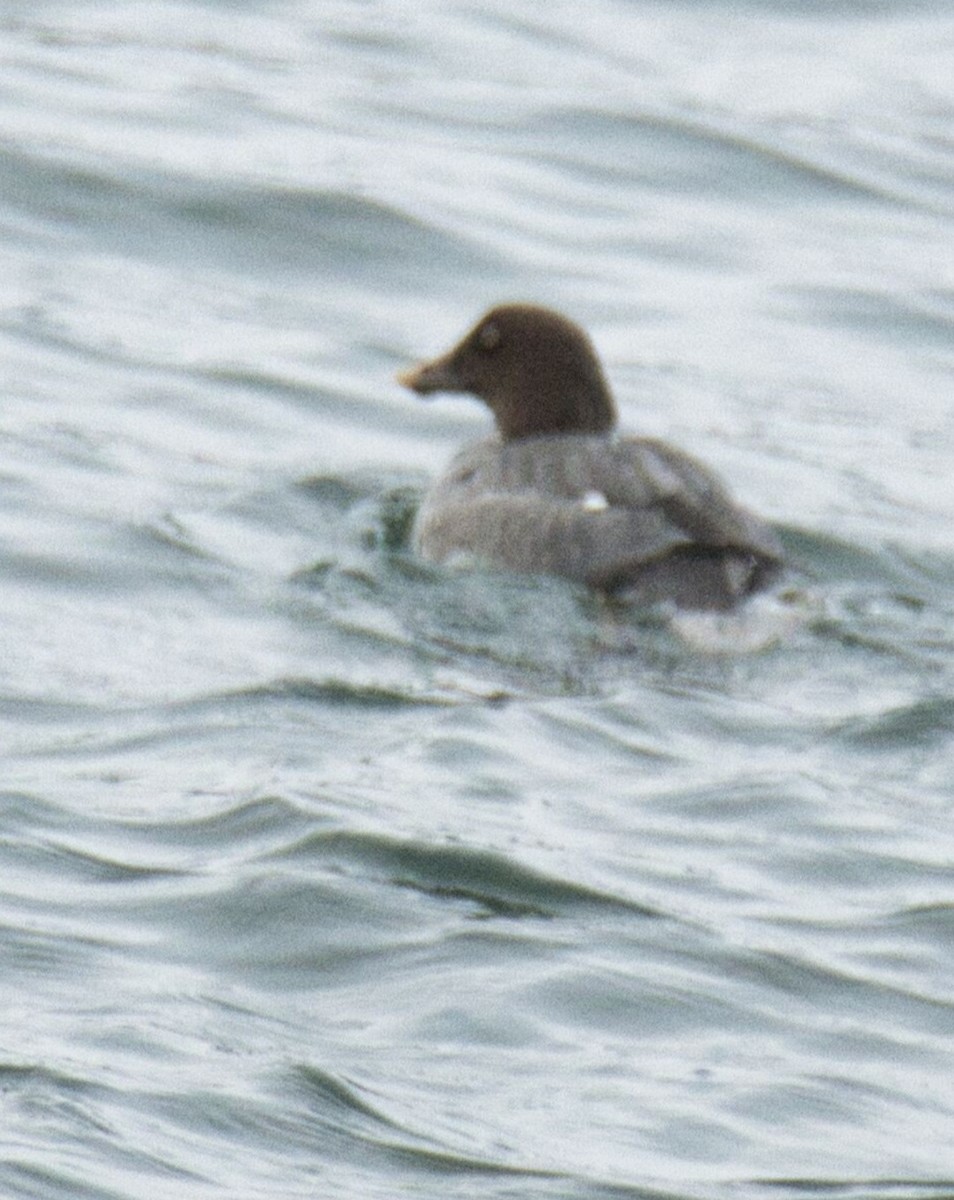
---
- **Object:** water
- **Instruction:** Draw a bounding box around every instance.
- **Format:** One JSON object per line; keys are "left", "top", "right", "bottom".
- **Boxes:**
{"left": 2, "top": 2, "right": 954, "bottom": 1197}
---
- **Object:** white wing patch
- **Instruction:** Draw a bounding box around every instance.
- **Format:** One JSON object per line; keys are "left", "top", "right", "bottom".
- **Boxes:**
{"left": 580, "top": 490, "right": 609, "bottom": 512}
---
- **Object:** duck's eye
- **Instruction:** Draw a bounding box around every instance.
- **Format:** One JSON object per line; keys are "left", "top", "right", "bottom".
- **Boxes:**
{"left": 477, "top": 321, "right": 500, "bottom": 352}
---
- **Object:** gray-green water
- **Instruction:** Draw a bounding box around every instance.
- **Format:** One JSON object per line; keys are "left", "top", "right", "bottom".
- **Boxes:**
{"left": 2, "top": 3, "right": 954, "bottom": 1198}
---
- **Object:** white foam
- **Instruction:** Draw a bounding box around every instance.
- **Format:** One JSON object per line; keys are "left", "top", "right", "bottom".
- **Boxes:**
{"left": 668, "top": 590, "right": 818, "bottom": 654}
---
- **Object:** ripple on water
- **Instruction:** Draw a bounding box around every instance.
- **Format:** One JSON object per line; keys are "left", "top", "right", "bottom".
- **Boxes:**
{"left": 0, "top": 144, "right": 504, "bottom": 287}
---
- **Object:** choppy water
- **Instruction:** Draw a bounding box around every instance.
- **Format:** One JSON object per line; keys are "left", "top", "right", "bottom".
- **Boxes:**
{"left": 2, "top": 2, "right": 954, "bottom": 1198}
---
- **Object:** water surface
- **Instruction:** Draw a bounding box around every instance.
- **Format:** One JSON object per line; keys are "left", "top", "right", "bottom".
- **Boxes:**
{"left": 2, "top": 2, "right": 954, "bottom": 1198}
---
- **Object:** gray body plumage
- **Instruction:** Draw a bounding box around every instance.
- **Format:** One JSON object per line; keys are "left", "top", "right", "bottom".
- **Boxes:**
{"left": 414, "top": 432, "right": 783, "bottom": 610}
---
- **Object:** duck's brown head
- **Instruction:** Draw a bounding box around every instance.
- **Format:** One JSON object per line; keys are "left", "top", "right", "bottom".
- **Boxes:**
{"left": 397, "top": 303, "right": 617, "bottom": 441}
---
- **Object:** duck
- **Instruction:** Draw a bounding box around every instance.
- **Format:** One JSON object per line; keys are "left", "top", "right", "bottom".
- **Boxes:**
{"left": 397, "top": 303, "right": 784, "bottom": 611}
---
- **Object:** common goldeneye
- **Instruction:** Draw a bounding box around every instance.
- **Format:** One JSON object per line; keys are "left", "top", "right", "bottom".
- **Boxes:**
{"left": 398, "top": 303, "right": 783, "bottom": 611}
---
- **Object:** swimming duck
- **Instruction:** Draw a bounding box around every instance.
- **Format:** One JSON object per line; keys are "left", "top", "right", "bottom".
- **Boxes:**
{"left": 397, "top": 303, "right": 783, "bottom": 611}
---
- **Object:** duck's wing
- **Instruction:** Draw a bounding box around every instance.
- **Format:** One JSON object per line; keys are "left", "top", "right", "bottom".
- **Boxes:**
{"left": 600, "top": 437, "right": 784, "bottom": 563}
{"left": 582, "top": 437, "right": 785, "bottom": 604}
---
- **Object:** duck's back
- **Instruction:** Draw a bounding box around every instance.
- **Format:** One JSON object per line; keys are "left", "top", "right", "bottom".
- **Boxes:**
{"left": 413, "top": 433, "right": 784, "bottom": 610}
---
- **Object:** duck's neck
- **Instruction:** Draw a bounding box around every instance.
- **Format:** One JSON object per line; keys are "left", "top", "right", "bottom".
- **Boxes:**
{"left": 496, "top": 385, "right": 618, "bottom": 441}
